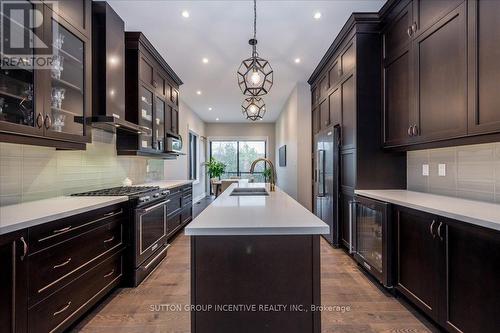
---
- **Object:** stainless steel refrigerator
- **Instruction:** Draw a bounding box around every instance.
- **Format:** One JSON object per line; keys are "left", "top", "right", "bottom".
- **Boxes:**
{"left": 313, "top": 125, "right": 340, "bottom": 246}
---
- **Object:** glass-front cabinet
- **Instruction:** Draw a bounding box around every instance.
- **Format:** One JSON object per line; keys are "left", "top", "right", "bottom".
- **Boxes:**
{"left": 154, "top": 97, "right": 165, "bottom": 151}
{"left": 0, "top": 2, "right": 90, "bottom": 148}
{"left": 139, "top": 85, "right": 154, "bottom": 151}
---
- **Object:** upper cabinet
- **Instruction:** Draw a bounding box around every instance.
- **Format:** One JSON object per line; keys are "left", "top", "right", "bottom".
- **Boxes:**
{"left": 467, "top": 0, "right": 500, "bottom": 135}
{"left": 0, "top": 0, "right": 91, "bottom": 149}
{"left": 118, "top": 32, "right": 182, "bottom": 157}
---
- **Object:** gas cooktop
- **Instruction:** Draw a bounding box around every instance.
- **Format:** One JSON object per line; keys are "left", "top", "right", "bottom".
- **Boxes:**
{"left": 71, "top": 186, "right": 160, "bottom": 197}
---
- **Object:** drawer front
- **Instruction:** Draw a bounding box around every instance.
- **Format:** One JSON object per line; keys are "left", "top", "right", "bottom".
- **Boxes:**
{"left": 28, "top": 204, "right": 124, "bottom": 253}
{"left": 183, "top": 194, "right": 192, "bottom": 207}
{"left": 181, "top": 206, "right": 192, "bottom": 225}
{"left": 28, "top": 253, "right": 122, "bottom": 333}
{"left": 29, "top": 220, "right": 123, "bottom": 305}
{"left": 167, "top": 212, "right": 182, "bottom": 235}
{"left": 167, "top": 194, "right": 182, "bottom": 216}
{"left": 168, "top": 186, "right": 183, "bottom": 196}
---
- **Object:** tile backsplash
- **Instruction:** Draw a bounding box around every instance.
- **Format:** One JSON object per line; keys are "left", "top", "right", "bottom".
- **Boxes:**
{"left": 0, "top": 129, "right": 165, "bottom": 206}
{"left": 407, "top": 142, "right": 500, "bottom": 203}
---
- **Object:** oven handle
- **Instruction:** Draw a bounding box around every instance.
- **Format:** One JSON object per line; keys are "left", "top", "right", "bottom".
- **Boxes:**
{"left": 138, "top": 200, "right": 170, "bottom": 214}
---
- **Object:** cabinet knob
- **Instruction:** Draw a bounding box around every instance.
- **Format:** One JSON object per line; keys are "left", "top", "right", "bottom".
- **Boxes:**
{"left": 20, "top": 237, "right": 28, "bottom": 261}
{"left": 407, "top": 26, "right": 413, "bottom": 38}
{"left": 44, "top": 115, "right": 52, "bottom": 129}
{"left": 437, "top": 222, "right": 444, "bottom": 241}
{"left": 430, "top": 220, "right": 436, "bottom": 238}
{"left": 412, "top": 22, "right": 417, "bottom": 34}
{"left": 407, "top": 126, "right": 413, "bottom": 137}
{"left": 152, "top": 80, "right": 158, "bottom": 88}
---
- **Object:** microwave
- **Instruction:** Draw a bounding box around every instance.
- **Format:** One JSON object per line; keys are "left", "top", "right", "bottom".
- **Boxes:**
{"left": 166, "top": 136, "right": 183, "bottom": 153}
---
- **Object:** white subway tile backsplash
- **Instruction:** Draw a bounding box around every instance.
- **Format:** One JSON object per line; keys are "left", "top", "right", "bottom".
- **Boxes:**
{"left": 0, "top": 129, "right": 165, "bottom": 206}
{"left": 408, "top": 142, "right": 500, "bottom": 203}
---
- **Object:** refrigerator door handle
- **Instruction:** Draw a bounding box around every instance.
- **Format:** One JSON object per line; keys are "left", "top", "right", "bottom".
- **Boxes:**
{"left": 318, "top": 149, "right": 326, "bottom": 197}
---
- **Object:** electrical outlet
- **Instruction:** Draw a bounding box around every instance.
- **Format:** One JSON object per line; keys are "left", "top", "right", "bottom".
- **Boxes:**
{"left": 422, "top": 164, "right": 429, "bottom": 176}
{"left": 438, "top": 164, "right": 446, "bottom": 177}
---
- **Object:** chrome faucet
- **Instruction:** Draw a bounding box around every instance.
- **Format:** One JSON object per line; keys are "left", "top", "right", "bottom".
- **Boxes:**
{"left": 249, "top": 157, "right": 277, "bottom": 191}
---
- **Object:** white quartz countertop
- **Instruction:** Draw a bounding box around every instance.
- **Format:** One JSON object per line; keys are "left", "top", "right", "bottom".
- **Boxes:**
{"left": 0, "top": 196, "right": 128, "bottom": 236}
{"left": 136, "top": 180, "right": 193, "bottom": 189}
{"left": 185, "top": 182, "right": 329, "bottom": 236}
{"left": 355, "top": 190, "right": 500, "bottom": 231}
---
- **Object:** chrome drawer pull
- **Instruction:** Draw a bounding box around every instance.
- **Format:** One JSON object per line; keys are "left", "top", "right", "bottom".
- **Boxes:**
{"left": 103, "top": 236, "right": 115, "bottom": 243}
{"left": 104, "top": 210, "right": 121, "bottom": 217}
{"left": 53, "top": 301, "right": 71, "bottom": 316}
{"left": 53, "top": 226, "right": 72, "bottom": 234}
{"left": 103, "top": 269, "right": 115, "bottom": 278}
{"left": 53, "top": 258, "right": 71, "bottom": 269}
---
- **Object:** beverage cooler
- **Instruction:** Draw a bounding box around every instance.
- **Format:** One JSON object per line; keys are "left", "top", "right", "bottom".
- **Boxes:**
{"left": 352, "top": 195, "right": 393, "bottom": 288}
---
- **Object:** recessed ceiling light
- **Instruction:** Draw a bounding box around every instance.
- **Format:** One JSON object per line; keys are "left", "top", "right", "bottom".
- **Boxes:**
{"left": 196, "top": 90, "right": 202, "bottom": 95}
{"left": 208, "top": 107, "right": 213, "bottom": 111}
{"left": 182, "top": 10, "right": 190, "bottom": 18}
{"left": 313, "top": 12, "right": 322, "bottom": 20}
{"left": 294, "top": 58, "right": 301, "bottom": 64}
{"left": 202, "top": 57, "right": 209, "bottom": 64}
{"left": 215, "top": 117, "right": 219, "bottom": 121}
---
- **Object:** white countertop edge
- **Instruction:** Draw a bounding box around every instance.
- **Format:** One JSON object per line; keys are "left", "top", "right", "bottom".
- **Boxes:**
{"left": 355, "top": 190, "right": 500, "bottom": 232}
{"left": 0, "top": 196, "right": 128, "bottom": 236}
{"left": 135, "top": 180, "right": 193, "bottom": 189}
{"left": 184, "top": 226, "right": 330, "bottom": 236}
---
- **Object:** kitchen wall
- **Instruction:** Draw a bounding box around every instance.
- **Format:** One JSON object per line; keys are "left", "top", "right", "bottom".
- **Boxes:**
{"left": 205, "top": 122, "right": 276, "bottom": 163}
{"left": 0, "top": 129, "right": 165, "bottom": 206}
{"left": 274, "top": 83, "right": 312, "bottom": 210}
{"left": 407, "top": 142, "right": 500, "bottom": 203}
{"left": 164, "top": 100, "right": 207, "bottom": 202}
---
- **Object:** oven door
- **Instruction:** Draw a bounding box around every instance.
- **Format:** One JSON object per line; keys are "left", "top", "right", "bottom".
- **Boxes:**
{"left": 135, "top": 200, "right": 168, "bottom": 267}
{"left": 352, "top": 195, "right": 392, "bottom": 287}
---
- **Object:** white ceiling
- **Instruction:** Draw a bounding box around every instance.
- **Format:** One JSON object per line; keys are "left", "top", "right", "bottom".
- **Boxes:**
{"left": 107, "top": 0, "right": 385, "bottom": 123}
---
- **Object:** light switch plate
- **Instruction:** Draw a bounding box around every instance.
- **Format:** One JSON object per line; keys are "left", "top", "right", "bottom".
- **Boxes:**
{"left": 438, "top": 163, "right": 446, "bottom": 177}
{"left": 422, "top": 164, "right": 429, "bottom": 176}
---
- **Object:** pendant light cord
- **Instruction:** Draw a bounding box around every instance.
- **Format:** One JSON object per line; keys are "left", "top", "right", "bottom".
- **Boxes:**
{"left": 253, "top": 0, "right": 257, "bottom": 40}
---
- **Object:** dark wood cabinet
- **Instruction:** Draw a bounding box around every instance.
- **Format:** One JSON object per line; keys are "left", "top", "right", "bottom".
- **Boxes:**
{"left": 395, "top": 207, "right": 441, "bottom": 321}
{"left": 412, "top": 0, "right": 463, "bottom": 37}
{"left": 0, "top": 230, "right": 28, "bottom": 333}
{"left": 393, "top": 205, "right": 500, "bottom": 332}
{"left": 119, "top": 32, "right": 182, "bottom": 157}
{"left": 0, "top": 0, "right": 91, "bottom": 149}
{"left": 413, "top": 4, "right": 467, "bottom": 142}
{"left": 166, "top": 184, "right": 192, "bottom": 240}
{"left": 442, "top": 219, "right": 500, "bottom": 332}
{"left": 319, "top": 100, "right": 329, "bottom": 130}
{"left": 467, "top": 0, "right": 500, "bottom": 135}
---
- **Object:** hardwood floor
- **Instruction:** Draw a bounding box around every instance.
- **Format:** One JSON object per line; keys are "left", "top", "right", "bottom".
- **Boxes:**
{"left": 72, "top": 233, "right": 437, "bottom": 333}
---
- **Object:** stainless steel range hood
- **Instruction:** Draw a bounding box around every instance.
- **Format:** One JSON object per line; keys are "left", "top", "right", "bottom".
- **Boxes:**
{"left": 87, "top": 114, "right": 150, "bottom": 134}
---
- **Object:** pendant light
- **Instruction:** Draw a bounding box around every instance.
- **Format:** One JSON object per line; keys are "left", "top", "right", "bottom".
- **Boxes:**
{"left": 237, "top": 0, "right": 273, "bottom": 97}
{"left": 242, "top": 96, "right": 266, "bottom": 121}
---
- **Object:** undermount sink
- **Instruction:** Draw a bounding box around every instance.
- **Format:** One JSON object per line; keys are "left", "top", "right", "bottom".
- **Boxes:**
{"left": 230, "top": 187, "right": 269, "bottom": 196}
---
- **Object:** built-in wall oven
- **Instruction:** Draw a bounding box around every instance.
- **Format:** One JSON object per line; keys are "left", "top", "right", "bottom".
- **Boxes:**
{"left": 351, "top": 195, "right": 393, "bottom": 288}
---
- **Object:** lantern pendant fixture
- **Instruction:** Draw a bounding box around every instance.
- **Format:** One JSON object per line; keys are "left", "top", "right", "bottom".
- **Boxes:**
{"left": 242, "top": 96, "right": 266, "bottom": 121}
{"left": 237, "top": 0, "right": 273, "bottom": 97}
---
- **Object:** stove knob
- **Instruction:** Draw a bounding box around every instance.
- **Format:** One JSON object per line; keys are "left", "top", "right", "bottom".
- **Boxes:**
{"left": 161, "top": 190, "right": 169, "bottom": 196}
{"left": 153, "top": 193, "right": 160, "bottom": 198}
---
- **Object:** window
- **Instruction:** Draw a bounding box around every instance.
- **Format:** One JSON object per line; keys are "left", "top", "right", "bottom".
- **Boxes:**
{"left": 189, "top": 132, "right": 198, "bottom": 180}
{"left": 209, "top": 140, "right": 267, "bottom": 182}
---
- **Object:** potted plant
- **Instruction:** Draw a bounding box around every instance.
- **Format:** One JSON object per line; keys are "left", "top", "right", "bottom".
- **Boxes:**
{"left": 205, "top": 157, "right": 226, "bottom": 181}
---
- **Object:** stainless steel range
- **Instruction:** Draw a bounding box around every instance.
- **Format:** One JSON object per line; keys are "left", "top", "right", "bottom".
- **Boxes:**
{"left": 72, "top": 186, "right": 171, "bottom": 286}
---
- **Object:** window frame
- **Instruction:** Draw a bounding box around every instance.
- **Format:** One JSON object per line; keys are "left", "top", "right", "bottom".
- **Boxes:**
{"left": 188, "top": 131, "right": 198, "bottom": 181}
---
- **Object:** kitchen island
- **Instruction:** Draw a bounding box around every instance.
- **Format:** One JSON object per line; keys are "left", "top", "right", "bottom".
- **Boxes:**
{"left": 185, "top": 182, "right": 329, "bottom": 333}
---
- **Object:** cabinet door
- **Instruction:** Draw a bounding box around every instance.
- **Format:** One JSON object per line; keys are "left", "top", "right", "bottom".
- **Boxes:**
{"left": 319, "top": 75, "right": 329, "bottom": 100}
{"left": 413, "top": 0, "right": 463, "bottom": 37}
{"left": 341, "top": 76, "right": 355, "bottom": 149}
{"left": 171, "top": 109, "right": 179, "bottom": 134}
{"left": 329, "top": 88, "right": 341, "bottom": 127}
{"left": 312, "top": 107, "right": 319, "bottom": 135}
{"left": 0, "top": 1, "right": 44, "bottom": 137}
{"left": 165, "top": 105, "right": 173, "bottom": 134}
{"left": 443, "top": 220, "right": 500, "bottom": 332}
{"left": 139, "top": 53, "right": 154, "bottom": 87}
{"left": 50, "top": 0, "right": 91, "bottom": 38}
{"left": 383, "top": 50, "right": 412, "bottom": 146}
{"left": 138, "top": 85, "right": 154, "bottom": 150}
{"left": 414, "top": 4, "right": 467, "bottom": 142}
{"left": 0, "top": 231, "right": 28, "bottom": 333}
{"left": 468, "top": 0, "right": 500, "bottom": 134}
{"left": 328, "top": 60, "right": 341, "bottom": 88}
{"left": 341, "top": 43, "right": 355, "bottom": 76}
{"left": 339, "top": 192, "right": 354, "bottom": 250}
{"left": 395, "top": 208, "right": 441, "bottom": 321}
{"left": 153, "top": 71, "right": 166, "bottom": 98}
{"left": 44, "top": 9, "right": 89, "bottom": 142}
{"left": 383, "top": 2, "right": 413, "bottom": 60}
{"left": 154, "top": 97, "right": 165, "bottom": 151}
{"left": 319, "top": 100, "right": 329, "bottom": 130}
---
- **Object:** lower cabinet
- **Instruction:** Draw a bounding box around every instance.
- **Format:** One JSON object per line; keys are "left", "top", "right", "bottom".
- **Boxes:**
{"left": 166, "top": 184, "right": 193, "bottom": 240}
{"left": 394, "top": 206, "right": 500, "bottom": 332}
{"left": 0, "top": 203, "right": 127, "bottom": 333}
{"left": 0, "top": 230, "right": 28, "bottom": 333}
